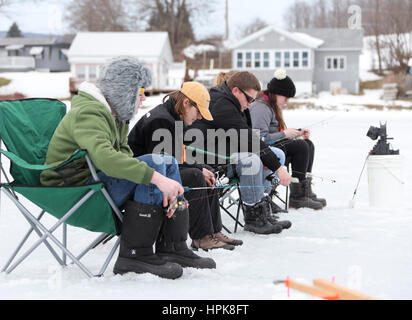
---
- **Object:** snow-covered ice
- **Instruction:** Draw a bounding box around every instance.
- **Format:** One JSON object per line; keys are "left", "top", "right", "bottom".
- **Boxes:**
{"left": 0, "top": 74, "right": 411, "bottom": 300}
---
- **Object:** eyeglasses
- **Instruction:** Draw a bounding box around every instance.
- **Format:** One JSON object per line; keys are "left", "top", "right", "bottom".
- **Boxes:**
{"left": 189, "top": 101, "right": 202, "bottom": 116}
{"left": 238, "top": 87, "right": 256, "bottom": 104}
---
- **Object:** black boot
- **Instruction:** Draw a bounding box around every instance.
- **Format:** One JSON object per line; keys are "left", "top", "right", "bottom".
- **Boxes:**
{"left": 243, "top": 198, "right": 283, "bottom": 234}
{"left": 156, "top": 208, "right": 216, "bottom": 269}
{"left": 264, "top": 196, "right": 292, "bottom": 230}
{"left": 113, "top": 201, "right": 183, "bottom": 279}
{"left": 304, "top": 177, "right": 327, "bottom": 207}
{"left": 289, "top": 180, "right": 323, "bottom": 210}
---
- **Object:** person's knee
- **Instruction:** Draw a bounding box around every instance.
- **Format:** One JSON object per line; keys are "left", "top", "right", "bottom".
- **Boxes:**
{"left": 305, "top": 139, "right": 315, "bottom": 152}
{"left": 296, "top": 139, "right": 310, "bottom": 154}
{"left": 180, "top": 168, "right": 206, "bottom": 187}
{"left": 269, "top": 147, "right": 285, "bottom": 166}
{"left": 137, "top": 154, "right": 178, "bottom": 170}
{"left": 236, "top": 153, "right": 262, "bottom": 176}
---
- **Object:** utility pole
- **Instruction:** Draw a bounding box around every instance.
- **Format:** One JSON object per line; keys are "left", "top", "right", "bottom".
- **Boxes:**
{"left": 225, "top": 0, "right": 229, "bottom": 40}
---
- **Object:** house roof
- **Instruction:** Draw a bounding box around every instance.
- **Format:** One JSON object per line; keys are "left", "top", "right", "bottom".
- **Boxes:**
{"left": 68, "top": 32, "right": 171, "bottom": 58}
{"left": 229, "top": 26, "right": 363, "bottom": 51}
{"left": 229, "top": 26, "right": 325, "bottom": 50}
{"left": 296, "top": 28, "right": 364, "bottom": 50}
{"left": 0, "top": 37, "right": 58, "bottom": 46}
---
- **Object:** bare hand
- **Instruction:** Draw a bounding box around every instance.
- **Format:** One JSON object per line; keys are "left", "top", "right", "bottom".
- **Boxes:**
{"left": 150, "top": 171, "right": 184, "bottom": 209}
{"left": 275, "top": 166, "right": 292, "bottom": 186}
{"left": 284, "top": 128, "right": 302, "bottom": 139}
{"left": 202, "top": 168, "right": 216, "bottom": 188}
{"left": 302, "top": 128, "right": 310, "bottom": 139}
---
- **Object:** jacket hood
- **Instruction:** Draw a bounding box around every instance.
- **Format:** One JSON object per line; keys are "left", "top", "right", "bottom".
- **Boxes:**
{"left": 96, "top": 57, "right": 152, "bottom": 122}
{"left": 77, "top": 81, "right": 112, "bottom": 113}
{"left": 210, "top": 81, "right": 242, "bottom": 112}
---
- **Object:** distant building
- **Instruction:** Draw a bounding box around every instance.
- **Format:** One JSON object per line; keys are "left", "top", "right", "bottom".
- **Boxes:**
{"left": 230, "top": 26, "right": 363, "bottom": 95}
{"left": 0, "top": 36, "right": 72, "bottom": 72}
{"left": 67, "top": 32, "right": 177, "bottom": 92}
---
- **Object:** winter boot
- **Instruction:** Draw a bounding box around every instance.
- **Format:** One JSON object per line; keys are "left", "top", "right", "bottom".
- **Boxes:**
{"left": 289, "top": 180, "right": 323, "bottom": 210}
{"left": 213, "top": 232, "right": 243, "bottom": 246}
{"left": 304, "top": 177, "right": 327, "bottom": 207}
{"left": 264, "top": 196, "right": 292, "bottom": 230}
{"left": 113, "top": 200, "right": 183, "bottom": 279}
{"left": 243, "top": 198, "right": 283, "bottom": 234}
{"left": 191, "top": 234, "right": 235, "bottom": 251}
{"left": 156, "top": 208, "right": 216, "bottom": 269}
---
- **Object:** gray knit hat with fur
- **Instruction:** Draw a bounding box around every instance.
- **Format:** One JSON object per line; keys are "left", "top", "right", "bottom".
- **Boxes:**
{"left": 96, "top": 57, "right": 152, "bottom": 122}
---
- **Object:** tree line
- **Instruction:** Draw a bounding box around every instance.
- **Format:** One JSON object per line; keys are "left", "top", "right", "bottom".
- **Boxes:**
{"left": 284, "top": 0, "right": 412, "bottom": 74}
{"left": 1, "top": 0, "right": 411, "bottom": 74}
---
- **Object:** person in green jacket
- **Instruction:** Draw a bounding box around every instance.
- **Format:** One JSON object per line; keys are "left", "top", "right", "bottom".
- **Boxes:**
{"left": 40, "top": 57, "right": 215, "bottom": 279}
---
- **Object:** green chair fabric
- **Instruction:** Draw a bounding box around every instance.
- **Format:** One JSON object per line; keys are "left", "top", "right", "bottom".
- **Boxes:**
{"left": 0, "top": 98, "right": 117, "bottom": 235}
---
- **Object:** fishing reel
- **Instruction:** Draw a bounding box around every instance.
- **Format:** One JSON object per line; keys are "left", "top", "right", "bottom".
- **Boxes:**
{"left": 366, "top": 122, "right": 399, "bottom": 155}
{"left": 164, "top": 195, "right": 189, "bottom": 217}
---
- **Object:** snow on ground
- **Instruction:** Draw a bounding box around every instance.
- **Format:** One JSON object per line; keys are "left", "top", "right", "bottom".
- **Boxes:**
{"left": 292, "top": 90, "right": 412, "bottom": 109}
{"left": 0, "top": 73, "right": 412, "bottom": 300}
{"left": 1, "top": 94, "right": 411, "bottom": 300}
{"left": 0, "top": 72, "right": 71, "bottom": 99}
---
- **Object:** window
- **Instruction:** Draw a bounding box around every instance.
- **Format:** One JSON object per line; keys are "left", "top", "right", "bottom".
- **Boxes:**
{"left": 263, "top": 52, "right": 270, "bottom": 68}
{"left": 77, "top": 65, "right": 86, "bottom": 81}
{"left": 302, "top": 51, "right": 309, "bottom": 67}
{"left": 293, "top": 51, "right": 299, "bottom": 68}
{"left": 275, "top": 52, "right": 281, "bottom": 68}
{"left": 89, "top": 65, "right": 97, "bottom": 80}
{"left": 284, "top": 52, "right": 290, "bottom": 68}
{"left": 245, "top": 52, "right": 252, "bottom": 68}
{"left": 325, "top": 56, "right": 346, "bottom": 71}
{"left": 254, "top": 52, "right": 261, "bottom": 68}
{"left": 237, "top": 52, "right": 243, "bottom": 68}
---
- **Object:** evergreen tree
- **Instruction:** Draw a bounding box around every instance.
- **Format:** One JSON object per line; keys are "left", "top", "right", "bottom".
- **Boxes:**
{"left": 7, "top": 22, "right": 23, "bottom": 38}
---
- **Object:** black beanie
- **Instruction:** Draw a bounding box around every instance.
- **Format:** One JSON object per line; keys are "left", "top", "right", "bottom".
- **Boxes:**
{"left": 267, "top": 69, "right": 296, "bottom": 98}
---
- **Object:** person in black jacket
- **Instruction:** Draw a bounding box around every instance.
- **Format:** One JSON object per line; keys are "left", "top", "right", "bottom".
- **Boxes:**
{"left": 189, "top": 71, "right": 292, "bottom": 235}
{"left": 129, "top": 81, "right": 242, "bottom": 251}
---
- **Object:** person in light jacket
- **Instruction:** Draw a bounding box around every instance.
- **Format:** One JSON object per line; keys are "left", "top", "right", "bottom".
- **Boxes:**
{"left": 249, "top": 69, "right": 326, "bottom": 210}
{"left": 41, "top": 57, "right": 215, "bottom": 280}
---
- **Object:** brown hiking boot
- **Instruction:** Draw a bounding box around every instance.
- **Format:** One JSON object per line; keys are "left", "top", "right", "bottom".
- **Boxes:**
{"left": 213, "top": 232, "right": 243, "bottom": 246}
{"left": 191, "top": 235, "right": 235, "bottom": 251}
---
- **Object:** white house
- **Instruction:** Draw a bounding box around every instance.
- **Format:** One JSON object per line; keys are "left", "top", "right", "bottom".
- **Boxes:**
{"left": 67, "top": 32, "right": 175, "bottom": 91}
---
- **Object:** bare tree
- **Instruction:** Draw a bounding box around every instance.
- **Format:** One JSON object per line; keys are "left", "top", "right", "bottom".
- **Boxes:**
{"left": 238, "top": 17, "right": 268, "bottom": 38}
{"left": 137, "top": 0, "right": 215, "bottom": 59}
{"left": 284, "top": 0, "right": 358, "bottom": 29}
{"left": 380, "top": 0, "right": 412, "bottom": 72}
{"left": 65, "top": 0, "right": 132, "bottom": 32}
{"left": 284, "top": 0, "right": 313, "bottom": 29}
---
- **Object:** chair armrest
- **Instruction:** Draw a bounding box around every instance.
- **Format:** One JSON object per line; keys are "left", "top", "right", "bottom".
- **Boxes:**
{"left": 0, "top": 149, "right": 87, "bottom": 171}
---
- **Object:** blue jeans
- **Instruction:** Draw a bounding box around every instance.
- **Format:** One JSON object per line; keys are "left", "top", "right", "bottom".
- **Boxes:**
{"left": 226, "top": 148, "right": 285, "bottom": 205}
{"left": 88, "top": 154, "right": 182, "bottom": 208}
{"left": 226, "top": 152, "right": 265, "bottom": 205}
{"left": 263, "top": 146, "right": 285, "bottom": 194}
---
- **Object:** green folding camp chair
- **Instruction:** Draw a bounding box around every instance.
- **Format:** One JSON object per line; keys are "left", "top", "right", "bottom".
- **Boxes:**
{"left": 0, "top": 98, "right": 122, "bottom": 278}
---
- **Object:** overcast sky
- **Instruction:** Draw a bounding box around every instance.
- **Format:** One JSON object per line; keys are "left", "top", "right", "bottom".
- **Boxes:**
{"left": 0, "top": 0, "right": 293, "bottom": 39}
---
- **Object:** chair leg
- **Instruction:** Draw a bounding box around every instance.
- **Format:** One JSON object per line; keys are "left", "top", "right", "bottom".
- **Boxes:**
{"left": 62, "top": 223, "right": 67, "bottom": 266}
{"left": 234, "top": 185, "right": 244, "bottom": 233}
{"left": 5, "top": 189, "right": 96, "bottom": 278}
{"left": 0, "top": 198, "right": 65, "bottom": 272}
{"left": 1, "top": 210, "right": 49, "bottom": 272}
{"left": 75, "top": 233, "right": 109, "bottom": 262}
{"left": 96, "top": 237, "right": 120, "bottom": 277}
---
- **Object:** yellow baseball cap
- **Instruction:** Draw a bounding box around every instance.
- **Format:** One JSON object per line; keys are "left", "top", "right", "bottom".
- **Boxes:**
{"left": 180, "top": 81, "right": 213, "bottom": 121}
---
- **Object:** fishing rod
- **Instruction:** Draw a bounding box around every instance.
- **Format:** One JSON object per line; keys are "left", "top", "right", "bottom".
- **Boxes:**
{"left": 186, "top": 145, "right": 335, "bottom": 184}
{"left": 266, "top": 115, "right": 337, "bottom": 147}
